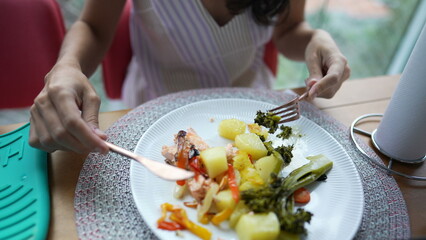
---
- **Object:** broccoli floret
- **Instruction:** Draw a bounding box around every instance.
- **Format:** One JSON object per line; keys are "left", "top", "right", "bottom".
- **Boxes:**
{"left": 254, "top": 110, "right": 281, "bottom": 134}
{"left": 279, "top": 197, "right": 313, "bottom": 234}
{"left": 277, "top": 125, "right": 293, "bottom": 139}
{"left": 275, "top": 144, "right": 294, "bottom": 164}
{"left": 241, "top": 155, "right": 333, "bottom": 235}
{"left": 241, "top": 175, "right": 312, "bottom": 234}
{"left": 264, "top": 141, "right": 294, "bottom": 165}
{"left": 257, "top": 134, "right": 266, "bottom": 142}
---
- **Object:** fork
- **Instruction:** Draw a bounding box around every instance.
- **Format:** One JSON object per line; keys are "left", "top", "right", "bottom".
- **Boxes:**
{"left": 104, "top": 141, "right": 194, "bottom": 181}
{"left": 269, "top": 91, "right": 309, "bottom": 123}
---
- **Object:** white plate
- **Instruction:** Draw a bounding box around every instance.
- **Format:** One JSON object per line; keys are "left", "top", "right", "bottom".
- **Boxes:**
{"left": 130, "top": 98, "right": 364, "bottom": 240}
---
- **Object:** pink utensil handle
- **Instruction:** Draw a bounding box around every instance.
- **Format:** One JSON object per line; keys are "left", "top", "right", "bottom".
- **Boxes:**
{"left": 104, "top": 141, "right": 194, "bottom": 181}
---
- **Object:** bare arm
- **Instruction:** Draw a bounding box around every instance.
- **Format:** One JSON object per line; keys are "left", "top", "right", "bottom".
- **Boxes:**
{"left": 29, "top": 0, "right": 127, "bottom": 154}
{"left": 272, "top": 0, "right": 350, "bottom": 99}
{"left": 272, "top": 0, "right": 312, "bottom": 61}
{"left": 58, "top": 0, "right": 127, "bottom": 76}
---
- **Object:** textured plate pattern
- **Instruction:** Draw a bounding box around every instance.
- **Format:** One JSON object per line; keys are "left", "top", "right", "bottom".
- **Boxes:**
{"left": 74, "top": 88, "right": 410, "bottom": 240}
{"left": 131, "top": 99, "right": 364, "bottom": 240}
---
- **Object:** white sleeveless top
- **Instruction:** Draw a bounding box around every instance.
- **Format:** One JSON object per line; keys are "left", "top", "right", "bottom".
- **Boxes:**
{"left": 122, "top": 0, "right": 275, "bottom": 107}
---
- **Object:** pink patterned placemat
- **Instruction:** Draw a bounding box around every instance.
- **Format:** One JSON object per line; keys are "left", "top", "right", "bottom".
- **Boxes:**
{"left": 74, "top": 88, "right": 409, "bottom": 239}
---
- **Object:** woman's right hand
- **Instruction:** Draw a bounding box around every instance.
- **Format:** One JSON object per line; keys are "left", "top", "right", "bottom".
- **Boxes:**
{"left": 29, "top": 63, "right": 109, "bottom": 154}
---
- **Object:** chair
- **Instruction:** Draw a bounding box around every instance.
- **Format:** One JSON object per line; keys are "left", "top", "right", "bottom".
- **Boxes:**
{"left": 0, "top": 0, "right": 66, "bottom": 109}
{"left": 101, "top": 1, "right": 278, "bottom": 100}
{"left": 263, "top": 40, "right": 279, "bottom": 76}
{"left": 102, "top": 0, "right": 133, "bottom": 100}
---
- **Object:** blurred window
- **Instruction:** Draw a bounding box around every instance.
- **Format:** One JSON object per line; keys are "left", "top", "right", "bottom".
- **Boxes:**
{"left": 275, "top": 0, "right": 424, "bottom": 89}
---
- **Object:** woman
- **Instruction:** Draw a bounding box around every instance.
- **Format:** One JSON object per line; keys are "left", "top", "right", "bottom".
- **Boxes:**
{"left": 29, "top": 0, "right": 350, "bottom": 154}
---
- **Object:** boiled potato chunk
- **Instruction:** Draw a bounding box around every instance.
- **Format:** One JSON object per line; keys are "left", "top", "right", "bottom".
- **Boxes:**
{"left": 235, "top": 133, "right": 267, "bottom": 160}
{"left": 238, "top": 180, "right": 262, "bottom": 191}
{"left": 277, "top": 231, "right": 301, "bottom": 240}
{"left": 235, "top": 212, "right": 280, "bottom": 240}
{"left": 255, "top": 155, "right": 283, "bottom": 183}
{"left": 214, "top": 189, "right": 236, "bottom": 212}
{"left": 218, "top": 118, "right": 247, "bottom": 140}
{"left": 247, "top": 123, "right": 269, "bottom": 140}
{"left": 200, "top": 147, "right": 228, "bottom": 178}
{"left": 233, "top": 151, "right": 252, "bottom": 171}
{"left": 229, "top": 201, "right": 250, "bottom": 228}
{"left": 240, "top": 167, "right": 264, "bottom": 186}
{"left": 233, "top": 151, "right": 264, "bottom": 186}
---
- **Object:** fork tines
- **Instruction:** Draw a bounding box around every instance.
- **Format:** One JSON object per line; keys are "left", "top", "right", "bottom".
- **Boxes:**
{"left": 269, "top": 98, "right": 301, "bottom": 124}
{"left": 269, "top": 91, "right": 308, "bottom": 124}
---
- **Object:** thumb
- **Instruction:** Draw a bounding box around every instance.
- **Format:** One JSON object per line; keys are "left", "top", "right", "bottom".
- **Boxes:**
{"left": 81, "top": 93, "right": 107, "bottom": 140}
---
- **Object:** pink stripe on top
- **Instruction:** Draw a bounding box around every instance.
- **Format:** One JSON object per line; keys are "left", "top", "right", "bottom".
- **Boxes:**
{"left": 122, "top": 0, "right": 275, "bottom": 107}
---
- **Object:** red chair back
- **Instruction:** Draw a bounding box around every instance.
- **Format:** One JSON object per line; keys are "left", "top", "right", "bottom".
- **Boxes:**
{"left": 264, "top": 40, "right": 279, "bottom": 76}
{"left": 0, "top": 0, "right": 66, "bottom": 109}
{"left": 102, "top": 0, "right": 132, "bottom": 100}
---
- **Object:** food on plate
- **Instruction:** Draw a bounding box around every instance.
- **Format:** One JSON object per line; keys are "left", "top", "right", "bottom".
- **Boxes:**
{"left": 234, "top": 133, "right": 268, "bottom": 160}
{"left": 218, "top": 118, "right": 246, "bottom": 140}
{"left": 254, "top": 110, "right": 281, "bottom": 133}
{"left": 158, "top": 112, "right": 333, "bottom": 240}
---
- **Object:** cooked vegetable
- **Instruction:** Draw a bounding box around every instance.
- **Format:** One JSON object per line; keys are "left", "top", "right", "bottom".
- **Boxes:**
{"left": 200, "top": 147, "right": 228, "bottom": 178}
{"left": 173, "top": 183, "right": 187, "bottom": 199}
{"left": 275, "top": 144, "right": 294, "bottom": 164}
{"left": 235, "top": 133, "right": 268, "bottom": 160}
{"left": 211, "top": 208, "right": 233, "bottom": 226}
{"left": 285, "top": 154, "right": 333, "bottom": 192}
{"left": 218, "top": 118, "right": 247, "bottom": 140}
{"left": 158, "top": 203, "right": 185, "bottom": 231}
{"left": 278, "top": 197, "right": 312, "bottom": 234}
{"left": 277, "top": 125, "right": 292, "bottom": 139}
{"left": 170, "top": 207, "right": 212, "bottom": 240}
{"left": 277, "top": 231, "right": 301, "bottom": 240}
{"left": 229, "top": 201, "right": 250, "bottom": 228}
{"left": 197, "top": 183, "right": 219, "bottom": 222}
{"left": 254, "top": 110, "right": 281, "bottom": 133}
{"left": 235, "top": 212, "right": 280, "bottom": 240}
{"left": 232, "top": 150, "right": 264, "bottom": 188}
{"left": 240, "top": 166, "right": 264, "bottom": 186}
{"left": 227, "top": 164, "right": 240, "bottom": 203}
{"left": 238, "top": 180, "right": 263, "bottom": 191}
{"left": 293, "top": 187, "right": 310, "bottom": 204}
{"left": 247, "top": 123, "right": 269, "bottom": 140}
{"left": 263, "top": 141, "right": 294, "bottom": 165}
{"left": 158, "top": 203, "right": 212, "bottom": 240}
{"left": 214, "top": 189, "right": 237, "bottom": 211}
{"left": 254, "top": 155, "right": 282, "bottom": 183}
{"left": 241, "top": 154, "right": 333, "bottom": 234}
{"left": 233, "top": 151, "right": 252, "bottom": 171}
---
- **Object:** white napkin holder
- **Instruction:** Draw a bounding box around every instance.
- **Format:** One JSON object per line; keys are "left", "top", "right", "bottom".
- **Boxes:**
{"left": 372, "top": 23, "right": 426, "bottom": 163}
{"left": 350, "top": 23, "right": 426, "bottom": 180}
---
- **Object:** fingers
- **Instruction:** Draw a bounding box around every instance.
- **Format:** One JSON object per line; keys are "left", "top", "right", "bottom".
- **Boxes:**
{"left": 29, "top": 108, "right": 61, "bottom": 153}
{"left": 29, "top": 79, "right": 108, "bottom": 154}
{"left": 51, "top": 89, "right": 109, "bottom": 154}
{"left": 33, "top": 93, "right": 89, "bottom": 153}
{"left": 306, "top": 55, "right": 350, "bottom": 100}
{"left": 81, "top": 91, "right": 107, "bottom": 141}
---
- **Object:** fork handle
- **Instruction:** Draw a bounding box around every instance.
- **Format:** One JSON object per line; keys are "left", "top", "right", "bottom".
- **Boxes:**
{"left": 299, "top": 91, "right": 309, "bottom": 100}
{"left": 104, "top": 141, "right": 143, "bottom": 163}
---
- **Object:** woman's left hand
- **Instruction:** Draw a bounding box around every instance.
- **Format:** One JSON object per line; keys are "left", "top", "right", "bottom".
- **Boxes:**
{"left": 304, "top": 29, "right": 351, "bottom": 100}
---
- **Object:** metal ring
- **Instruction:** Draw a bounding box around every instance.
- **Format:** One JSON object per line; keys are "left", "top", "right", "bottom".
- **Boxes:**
{"left": 350, "top": 113, "right": 426, "bottom": 181}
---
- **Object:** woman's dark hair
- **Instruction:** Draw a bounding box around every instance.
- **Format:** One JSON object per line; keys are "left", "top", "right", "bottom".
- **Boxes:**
{"left": 226, "top": 0, "right": 290, "bottom": 25}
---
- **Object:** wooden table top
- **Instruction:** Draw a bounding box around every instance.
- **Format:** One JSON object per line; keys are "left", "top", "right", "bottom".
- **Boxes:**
{"left": 1, "top": 74, "right": 425, "bottom": 239}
